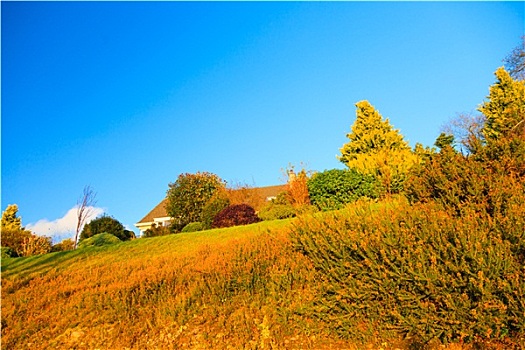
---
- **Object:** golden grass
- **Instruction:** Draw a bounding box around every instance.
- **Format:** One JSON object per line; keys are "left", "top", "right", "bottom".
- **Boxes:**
{"left": 2, "top": 214, "right": 510, "bottom": 349}
{"left": 2, "top": 219, "right": 327, "bottom": 349}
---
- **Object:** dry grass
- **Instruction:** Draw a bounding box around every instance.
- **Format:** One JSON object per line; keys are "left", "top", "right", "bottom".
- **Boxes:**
{"left": 2, "top": 213, "right": 514, "bottom": 349}
{"left": 2, "top": 220, "right": 329, "bottom": 349}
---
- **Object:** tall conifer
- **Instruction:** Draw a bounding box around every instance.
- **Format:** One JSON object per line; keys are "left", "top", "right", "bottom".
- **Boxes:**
{"left": 339, "top": 100, "right": 417, "bottom": 194}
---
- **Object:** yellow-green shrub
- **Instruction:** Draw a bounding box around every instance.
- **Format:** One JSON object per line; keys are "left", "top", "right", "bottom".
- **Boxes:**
{"left": 291, "top": 198, "right": 525, "bottom": 345}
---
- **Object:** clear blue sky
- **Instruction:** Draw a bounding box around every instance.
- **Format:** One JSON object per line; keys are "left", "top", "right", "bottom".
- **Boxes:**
{"left": 2, "top": 1, "right": 523, "bottom": 240}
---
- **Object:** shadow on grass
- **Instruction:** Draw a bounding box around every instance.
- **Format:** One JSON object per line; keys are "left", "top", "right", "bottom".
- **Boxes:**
{"left": 1, "top": 247, "right": 99, "bottom": 278}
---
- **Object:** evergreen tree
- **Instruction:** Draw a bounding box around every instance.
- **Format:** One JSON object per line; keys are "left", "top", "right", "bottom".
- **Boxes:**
{"left": 339, "top": 100, "right": 417, "bottom": 194}
{"left": 479, "top": 67, "right": 525, "bottom": 142}
{"left": 1, "top": 204, "right": 22, "bottom": 231}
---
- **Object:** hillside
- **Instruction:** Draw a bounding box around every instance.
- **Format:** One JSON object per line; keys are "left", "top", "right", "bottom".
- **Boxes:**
{"left": 1, "top": 218, "right": 356, "bottom": 349}
{"left": 3, "top": 198, "right": 523, "bottom": 349}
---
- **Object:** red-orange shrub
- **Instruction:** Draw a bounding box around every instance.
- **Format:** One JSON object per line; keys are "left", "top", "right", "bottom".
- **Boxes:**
{"left": 212, "top": 204, "right": 261, "bottom": 228}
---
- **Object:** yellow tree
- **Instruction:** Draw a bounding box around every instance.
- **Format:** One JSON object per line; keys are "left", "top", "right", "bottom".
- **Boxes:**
{"left": 339, "top": 100, "right": 417, "bottom": 194}
{"left": 1, "top": 204, "right": 51, "bottom": 257}
{"left": 479, "top": 67, "right": 525, "bottom": 143}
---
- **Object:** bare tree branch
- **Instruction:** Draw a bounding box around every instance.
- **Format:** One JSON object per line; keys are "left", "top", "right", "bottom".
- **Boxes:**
{"left": 74, "top": 185, "right": 97, "bottom": 248}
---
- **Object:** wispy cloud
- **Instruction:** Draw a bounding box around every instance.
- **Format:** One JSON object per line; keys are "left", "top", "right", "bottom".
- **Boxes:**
{"left": 27, "top": 206, "right": 105, "bottom": 242}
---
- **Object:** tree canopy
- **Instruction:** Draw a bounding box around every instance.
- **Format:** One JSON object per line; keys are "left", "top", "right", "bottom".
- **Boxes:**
{"left": 1, "top": 204, "right": 22, "bottom": 231}
{"left": 479, "top": 67, "right": 525, "bottom": 143}
{"left": 166, "top": 172, "right": 225, "bottom": 230}
{"left": 339, "top": 100, "right": 417, "bottom": 194}
{"left": 80, "top": 215, "right": 134, "bottom": 242}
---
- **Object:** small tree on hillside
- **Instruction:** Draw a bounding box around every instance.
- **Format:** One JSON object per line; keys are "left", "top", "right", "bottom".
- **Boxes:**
{"left": 479, "top": 67, "right": 525, "bottom": 144}
{"left": 441, "top": 113, "right": 485, "bottom": 154}
{"left": 166, "top": 172, "right": 225, "bottom": 230}
{"left": 1, "top": 204, "right": 22, "bottom": 231}
{"left": 285, "top": 166, "right": 311, "bottom": 208}
{"left": 75, "top": 185, "right": 97, "bottom": 248}
{"left": 212, "top": 204, "right": 260, "bottom": 229}
{"left": 339, "top": 100, "right": 417, "bottom": 194}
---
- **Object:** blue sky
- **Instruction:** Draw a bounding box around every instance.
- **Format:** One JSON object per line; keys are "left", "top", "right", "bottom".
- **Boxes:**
{"left": 2, "top": 1, "right": 523, "bottom": 241}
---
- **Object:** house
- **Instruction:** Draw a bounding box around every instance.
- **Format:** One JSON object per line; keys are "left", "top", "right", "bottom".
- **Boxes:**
{"left": 135, "top": 184, "right": 287, "bottom": 236}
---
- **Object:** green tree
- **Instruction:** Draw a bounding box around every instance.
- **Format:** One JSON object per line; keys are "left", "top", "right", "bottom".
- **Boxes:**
{"left": 434, "top": 132, "right": 455, "bottom": 150}
{"left": 201, "top": 190, "right": 230, "bottom": 229}
{"left": 166, "top": 172, "right": 225, "bottom": 230}
{"left": 142, "top": 223, "right": 171, "bottom": 238}
{"left": 307, "top": 169, "right": 380, "bottom": 211}
{"left": 80, "top": 215, "right": 134, "bottom": 242}
{"left": 339, "top": 100, "right": 417, "bottom": 194}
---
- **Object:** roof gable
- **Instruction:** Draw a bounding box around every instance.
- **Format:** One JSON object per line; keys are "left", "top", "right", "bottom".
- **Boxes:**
{"left": 136, "top": 198, "right": 168, "bottom": 224}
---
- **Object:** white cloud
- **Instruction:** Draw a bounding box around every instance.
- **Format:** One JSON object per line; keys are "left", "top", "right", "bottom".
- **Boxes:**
{"left": 26, "top": 206, "right": 105, "bottom": 242}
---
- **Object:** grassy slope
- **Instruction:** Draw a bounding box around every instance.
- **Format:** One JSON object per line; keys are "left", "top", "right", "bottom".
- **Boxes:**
{"left": 1, "top": 219, "right": 355, "bottom": 349}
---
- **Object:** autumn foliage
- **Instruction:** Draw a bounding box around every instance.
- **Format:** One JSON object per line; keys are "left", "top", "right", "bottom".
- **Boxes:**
{"left": 212, "top": 203, "right": 261, "bottom": 228}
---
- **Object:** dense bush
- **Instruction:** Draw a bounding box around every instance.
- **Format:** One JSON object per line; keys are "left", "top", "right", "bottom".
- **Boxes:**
{"left": 51, "top": 238, "right": 75, "bottom": 252}
{"left": 258, "top": 203, "right": 296, "bottom": 221}
{"left": 78, "top": 233, "right": 121, "bottom": 248}
{"left": 181, "top": 222, "right": 206, "bottom": 233}
{"left": 142, "top": 224, "right": 171, "bottom": 238}
{"left": 291, "top": 198, "right": 525, "bottom": 345}
{"left": 212, "top": 204, "right": 261, "bottom": 229}
{"left": 80, "top": 215, "right": 134, "bottom": 242}
{"left": 1, "top": 246, "right": 15, "bottom": 259}
{"left": 258, "top": 192, "right": 296, "bottom": 221}
{"left": 406, "top": 145, "right": 524, "bottom": 219}
{"left": 167, "top": 172, "right": 225, "bottom": 230}
{"left": 1, "top": 228, "right": 52, "bottom": 257}
{"left": 307, "top": 168, "right": 380, "bottom": 211}
{"left": 201, "top": 194, "right": 230, "bottom": 229}
{"left": 1, "top": 204, "right": 52, "bottom": 257}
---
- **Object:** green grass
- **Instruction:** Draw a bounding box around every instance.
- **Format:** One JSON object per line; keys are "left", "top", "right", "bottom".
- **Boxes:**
{"left": 1, "top": 218, "right": 293, "bottom": 278}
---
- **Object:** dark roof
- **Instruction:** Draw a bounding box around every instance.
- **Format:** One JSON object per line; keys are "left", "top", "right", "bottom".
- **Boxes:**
{"left": 136, "top": 185, "right": 286, "bottom": 224}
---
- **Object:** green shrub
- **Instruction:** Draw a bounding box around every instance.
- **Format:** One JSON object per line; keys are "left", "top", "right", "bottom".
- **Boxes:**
{"left": 258, "top": 203, "right": 296, "bottom": 221}
{"left": 1, "top": 246, "right": 16, "bottom": 259}
{"left": 51, "top": 238, "right": 75, "bottom": 252}
{"left": 181, "top": 222, "right": 206, "bottom": 233}
{"left": 78, "top": 233, "right": 121, "bottom": 249}
{"left": 291, "top": 198, "right": 525, "bottom": 345}
{"left": 307, "top": 168, "right": 380, "bottom": 211}
{"left": 201, "top": 195, "right": 230, "bottom": 229}
{"left": 142, "top": 224, "right": 171, "bottom": 238}
{"left": 212, "top": 204, "right": 261, "bottom": 229}
{"left": 80, "top": 215, "right": 134, "bottom": 242}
